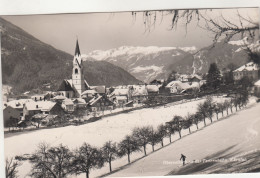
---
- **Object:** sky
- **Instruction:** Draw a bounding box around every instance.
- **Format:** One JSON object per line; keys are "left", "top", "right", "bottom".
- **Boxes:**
{"left": 2, "top": 8, "right": 259, "bottom": 55}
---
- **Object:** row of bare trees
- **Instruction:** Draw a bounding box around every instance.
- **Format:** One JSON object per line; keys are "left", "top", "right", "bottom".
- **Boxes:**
{"left": 7, "top": 94, "right": 249, "bottom": 178}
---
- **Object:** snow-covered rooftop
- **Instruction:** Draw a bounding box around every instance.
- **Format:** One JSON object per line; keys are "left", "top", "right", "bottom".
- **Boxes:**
{"left": 166, "top": 81, "right": 182, "bottom": 88}
{"left": 81, "top": 90, "right": 97, "bottom": 95}
{"left": 62, "top": 99, "right": 74, "bottom": 105}
{"left": 115, "top": 96, "right": 128, "bottom": 100}
{"left": 89, "top": 95, "right": 102, "bottom": 106}
{"left": 25, "top": 101, "right": 56, "bottom": 111}
{"left": 7, "top": 99, "right": 33, "bottom": 109}
{"left": 254, "top": 80, "right": 260, "bottom": 86}
{"left": 146, "top": 85, "right": 160, "bottom": 92}
{"left": 113, "top": 88, "right": 129, "bottom": 96}
{"left": 233, "top": 62, "right": 259, "bottom": 72}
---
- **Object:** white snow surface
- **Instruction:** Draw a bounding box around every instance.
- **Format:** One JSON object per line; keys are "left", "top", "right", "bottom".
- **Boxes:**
{"left": 111, "top": 98, "right": 260, "bottom": 177}
{"left": 4, "top": 97, "right": 249, "bottom": 178}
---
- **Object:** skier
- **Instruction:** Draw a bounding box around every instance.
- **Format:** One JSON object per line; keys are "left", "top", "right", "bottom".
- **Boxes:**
{"left": 180, "top": 154, "right": 186, "bottom": 166}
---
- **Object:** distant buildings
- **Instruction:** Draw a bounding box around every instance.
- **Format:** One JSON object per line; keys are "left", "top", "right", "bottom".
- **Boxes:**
{"left": 233, "top": 62, "right": 259, "bottom": 81}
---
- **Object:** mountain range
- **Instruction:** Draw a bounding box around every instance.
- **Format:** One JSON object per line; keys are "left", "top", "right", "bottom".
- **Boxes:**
{"left": 83, "top": 39, "right": 260, "bottom": 82}
{"left": 0, "top": 17, "right": 140, "bottom": 94}
{"left": 1, "top": 16, "right": 259, "bottom": 95}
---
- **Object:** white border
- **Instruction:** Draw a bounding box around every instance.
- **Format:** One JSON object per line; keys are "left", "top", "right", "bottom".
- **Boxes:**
{"left": 0, "top": 0, "right": 260, "bottom": 178}
{"left": 0, "top": 0, "right": 259, "bottom": 15}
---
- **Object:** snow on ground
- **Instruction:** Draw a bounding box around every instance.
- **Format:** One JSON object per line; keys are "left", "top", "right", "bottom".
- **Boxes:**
{"left": 110, "top": 98, "right": 259, "bottom": 177}
{"left": 4, "top": 96, "right": 243, "bottom": 177}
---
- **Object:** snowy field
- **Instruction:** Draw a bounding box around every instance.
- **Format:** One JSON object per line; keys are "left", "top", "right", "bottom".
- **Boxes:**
{"left": 110, "top": 98, "right": 260, "bottom": 176}
{"left": 4, "top": 96, "right": 250, "bottom": 177}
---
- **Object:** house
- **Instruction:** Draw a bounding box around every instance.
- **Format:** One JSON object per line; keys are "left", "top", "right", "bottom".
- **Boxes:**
{"left": 3, "top": 106, "right": 20, "bottom": 127}
{"left": 90, "top": 86, "right": 106, "bottom": 96}
{"left": 51, "top": 95, "right": 67, "bottom": 104}
{"left": 166, "top": 81, "right": 201, "bottom": 94}
{"left": 254, "top": 80, "right": 260, "bottom": 97}
{"left": 73, "top": 98, "right": 87, "bottom": 108}
{"left": 130, "top": 85, "right": 148, "bottom": 104}
{"left": 57, "top": 40, "right": 90, "bottom": 98}
{"left": 62, "top": 99, "right": 75, "bottom": 113}
{"left": 177, "top": 74, "right": 190, "bottom": 82}
{"left": 110, "top": 88, "right": 131, "bottom": 105}
{"left": 115, "top": 96, "right": 128, "bottom": 107}
{"left": 146, "top": 85, "right": 160, "bottom": 95}
{"left": 88, "top": 95, "right": 114, "bottom": 112}
{"left": 6, "top": 99, "right": 33, "bottom": 118}
{"left": 166, "top": 81, "right": 185, "bottom": 94}
{"left": 23, "top": 101, "right": 59, "bottom": 120}
{"left": 233, "top": 62, "right": 259, "bottom": 81}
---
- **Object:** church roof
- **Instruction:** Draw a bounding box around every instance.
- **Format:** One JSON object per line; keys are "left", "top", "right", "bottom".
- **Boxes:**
{"left": 57, "top": 80, "right": 74, "bottom": 91}
{"left": 75, "top": 39, "right": 81, "bottom": 56}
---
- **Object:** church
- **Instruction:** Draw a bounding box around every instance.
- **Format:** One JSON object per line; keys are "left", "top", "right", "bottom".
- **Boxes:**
{"left": 57, "top": 40, "right": 90, "bottom": 98}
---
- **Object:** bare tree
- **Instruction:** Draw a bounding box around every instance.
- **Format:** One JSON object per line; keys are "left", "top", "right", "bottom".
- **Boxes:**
{"left": 224, "top": 100, "right": 230, "bottom": 115}
{"left": 147, "top": 127, "right": 160, "bottom": 152}
{"left": 71, "top": 143, "right": 104, "bottom": 178}
{"left": 30, "top": 143, "right": 73, "bottom": 178}
{"left": 183, "top": 114, "right": 193, "bottom": 134}
{"left": 157, "top": 124, "right": 167, "bottom": 147}
{"left": 117, "top": 135, "right": 141, "bottom": 164}
{"left": 132, "top": 126, "right": 152, "bottom": 156}
{"left": 102, "top": 141, "right": 117, "bottom": 173}
{"left": 172, "top": 115, "right": 184, "bottom": 138}
{"left": 193, "top": 112, "right": 203, "bottom": 130}
{"left": 233, "top": 96, "right": 241, "bottom": 111}
{"left": 205, "top": 97, "right": 214, "bottom": 123}
{"left": 218, "top": 102, "right": 225, "bottom": 117}
{"left": 5, "top": 158, "right": 20, "bottom": 178}
{"left": 165, "top": 122, "right": 175, "bottom": 143}
{"left": 197, "top": 103, "right": 207, "bottom": 126}
{"left": 214, "top": 103, "right": 222, "bottom": 119}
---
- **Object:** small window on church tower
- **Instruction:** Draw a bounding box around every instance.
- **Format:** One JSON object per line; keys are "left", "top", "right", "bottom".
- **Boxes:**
{"left": 75, "top": 68, "right": 78, "bottom": 74}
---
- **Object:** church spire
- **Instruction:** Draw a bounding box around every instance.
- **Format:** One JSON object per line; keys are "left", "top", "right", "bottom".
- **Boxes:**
{"left": 75, "top": 39, "right": 81, "bottom": 56}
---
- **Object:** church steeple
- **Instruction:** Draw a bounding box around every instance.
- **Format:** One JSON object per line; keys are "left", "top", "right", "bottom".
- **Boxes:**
{"left": 72, "top": 38, "right": 85, "bottom": 97}
{"left": 75, "top": 39, "right": 81, "bottom": 56}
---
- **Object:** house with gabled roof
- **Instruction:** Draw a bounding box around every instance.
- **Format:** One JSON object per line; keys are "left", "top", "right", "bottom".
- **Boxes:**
{"left": 88, "top": 95, "right": 114, "bottom": 112}
{"left": 233, "top": 62, "right": 259, "bottom": 81}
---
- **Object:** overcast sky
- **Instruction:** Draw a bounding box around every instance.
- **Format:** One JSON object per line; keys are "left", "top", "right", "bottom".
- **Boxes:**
{"left": 2, "top": 8, "right": 259, "bottom": 55}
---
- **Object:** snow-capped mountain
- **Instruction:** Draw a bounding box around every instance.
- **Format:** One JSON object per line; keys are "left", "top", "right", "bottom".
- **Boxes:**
{"left": 82, "top": 39, "right": 259, "bottom": 82}
{"left": 82, "top": 46, "right": 197, "bottom": 82}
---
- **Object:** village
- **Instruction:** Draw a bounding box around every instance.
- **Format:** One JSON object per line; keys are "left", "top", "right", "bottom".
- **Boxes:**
{"left": 3, "top": 40, "right": 260, "bottom": 133}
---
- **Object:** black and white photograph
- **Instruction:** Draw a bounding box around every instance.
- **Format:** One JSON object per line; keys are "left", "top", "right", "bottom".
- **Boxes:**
{"left": 1, "top": 1, "right": 260, "bottom": 178}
